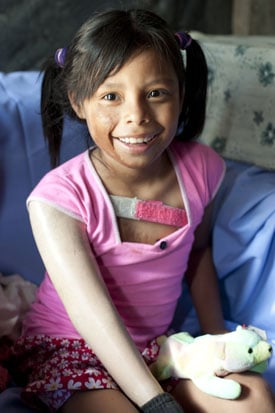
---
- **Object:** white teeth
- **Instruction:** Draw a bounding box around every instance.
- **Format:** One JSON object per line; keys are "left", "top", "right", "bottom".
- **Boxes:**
{"left": 119, "top": 135, "right": 155, "bottom": 144}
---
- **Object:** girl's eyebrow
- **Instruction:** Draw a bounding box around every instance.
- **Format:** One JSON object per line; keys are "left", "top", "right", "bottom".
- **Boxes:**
{"left": 99, "top": 78, "right": 177, "bottom": 89}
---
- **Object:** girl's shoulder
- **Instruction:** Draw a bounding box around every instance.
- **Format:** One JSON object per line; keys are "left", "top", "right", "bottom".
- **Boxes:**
{"left": 170, "top": 140, "right": 222, "bottom": 162}
{"left": 170, "top": 140, "right": 225, "bottom": 172}
{"left": 170, "top": 140, "right": 226, "bottom": 204}
{"left": 49, "top": 149, "right": 90, "bottom": 179}
{"left": 26, "top": 149, "right": 96, "bottom": 220}
{"left": 34, "top": 148, "right": 96, "bottom": 189}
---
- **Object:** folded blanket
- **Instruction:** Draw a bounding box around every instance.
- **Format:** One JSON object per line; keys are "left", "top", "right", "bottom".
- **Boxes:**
{"left": 0, "top": 274, "right": 37, "bottom": 341}
{"left": 0, "top": 274, "right": 37, "bottom": 392}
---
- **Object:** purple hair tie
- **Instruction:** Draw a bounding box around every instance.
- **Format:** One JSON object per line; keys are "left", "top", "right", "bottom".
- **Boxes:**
{"left": 175, "top": 32, "right": 192, "bottom": 50}
{"left": 54, "top": 48, "right": 67, "bottom": 68}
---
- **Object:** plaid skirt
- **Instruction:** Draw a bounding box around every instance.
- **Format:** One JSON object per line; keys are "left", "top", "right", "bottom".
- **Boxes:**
{"left": 12, "top": 335, "right": 178, "bottom": 412}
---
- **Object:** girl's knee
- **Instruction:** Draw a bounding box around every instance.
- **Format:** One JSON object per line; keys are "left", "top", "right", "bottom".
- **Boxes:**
{"left": 172, "top": 376, "right": 275, "bottom": 413}
{"left": 245, "top": 376, "right": 273, "bottom": 401}
{"left": 235, "top": 374, "right": 275, "bottom": 412}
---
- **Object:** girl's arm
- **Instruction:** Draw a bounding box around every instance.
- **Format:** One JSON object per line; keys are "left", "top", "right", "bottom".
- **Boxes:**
{"left": 28, "top": 201, "right": 164, "bottom": 407}
{"left": 186, "top": 202, "right": 227, "bottom": 334}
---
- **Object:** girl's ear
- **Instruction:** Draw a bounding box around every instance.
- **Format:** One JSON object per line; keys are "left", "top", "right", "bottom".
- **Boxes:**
{"left": 68, "top": 92, "right": 86, "bottom": 119}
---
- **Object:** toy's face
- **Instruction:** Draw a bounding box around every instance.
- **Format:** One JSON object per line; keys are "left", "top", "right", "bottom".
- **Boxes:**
{"left": 224, "top": 340, "right": 272, "bottom": 372}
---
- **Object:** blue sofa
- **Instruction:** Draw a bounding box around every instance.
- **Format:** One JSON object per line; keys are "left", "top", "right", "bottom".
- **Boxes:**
{"left": 1, "top": 34, "right": 275, "bottom": 411}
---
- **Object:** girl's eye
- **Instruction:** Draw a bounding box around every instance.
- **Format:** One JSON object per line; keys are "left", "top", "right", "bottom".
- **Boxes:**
{"left": 103, "top": 93, "right": 117, "bottom": 101}
{"left": 148, "top": 89, "right": 167, "bottom": 98}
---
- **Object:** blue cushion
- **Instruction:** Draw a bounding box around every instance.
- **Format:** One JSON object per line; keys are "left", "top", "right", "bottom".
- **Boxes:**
{"left": 0, "top": 71, "right": 88, "bottom": 283}
{"left": 213, "top": 159, "right": 275, "bottom": 388}
{"left": 172, "top": 159, "right": 275, "bottom": 390}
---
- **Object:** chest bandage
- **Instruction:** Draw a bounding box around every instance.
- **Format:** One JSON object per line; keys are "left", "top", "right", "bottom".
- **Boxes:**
{"left": 110, "top": 195, "right": 187, "bottom": 227}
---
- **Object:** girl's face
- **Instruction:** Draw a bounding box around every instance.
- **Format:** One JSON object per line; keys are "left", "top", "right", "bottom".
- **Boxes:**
{"left": 72, "top": 49, "right": 182, "bottom": 173}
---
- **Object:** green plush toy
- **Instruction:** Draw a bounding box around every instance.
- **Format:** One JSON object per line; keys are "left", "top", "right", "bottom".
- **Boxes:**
{"left": 150, "top": 326, "right": 272, "bottom": 400}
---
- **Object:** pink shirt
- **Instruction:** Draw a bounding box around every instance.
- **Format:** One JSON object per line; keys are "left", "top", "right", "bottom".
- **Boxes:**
{"left": 23, "top": 141, "right": 225, "bottom": 351}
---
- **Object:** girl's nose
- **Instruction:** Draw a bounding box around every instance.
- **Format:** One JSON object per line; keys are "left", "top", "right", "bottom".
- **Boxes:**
{"left": 125, "top": 98, "right": 150, "bottom": 125}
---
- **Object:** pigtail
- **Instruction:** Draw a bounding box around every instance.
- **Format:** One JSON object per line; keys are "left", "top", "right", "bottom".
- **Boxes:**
{"left": 40, "top": 60, "right": 65, "bottom": 168}
{"left": 180, "top": 39, "right": 208, "bottom": 141}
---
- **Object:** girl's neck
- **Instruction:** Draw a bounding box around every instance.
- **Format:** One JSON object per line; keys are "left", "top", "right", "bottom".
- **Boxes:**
{"left": 90, "top": 148, "right": 173, "bottom": 198}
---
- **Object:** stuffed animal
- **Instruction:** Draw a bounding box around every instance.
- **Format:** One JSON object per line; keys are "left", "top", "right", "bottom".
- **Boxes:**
{"left": 150, "top": 326, "right": 272, "bottom": 400}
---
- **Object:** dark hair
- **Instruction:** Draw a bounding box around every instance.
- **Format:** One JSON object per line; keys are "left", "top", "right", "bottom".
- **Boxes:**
{"left": 41, "top": 8, "right": 208, "bottom": 167}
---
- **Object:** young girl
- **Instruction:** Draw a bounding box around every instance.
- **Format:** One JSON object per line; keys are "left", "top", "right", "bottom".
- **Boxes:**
{"left": 13, "top": 8, "right": 275, "bottom": 413}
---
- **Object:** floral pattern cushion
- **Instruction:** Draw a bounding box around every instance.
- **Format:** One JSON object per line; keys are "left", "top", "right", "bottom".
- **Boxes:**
{"left": 193, "top": 33, "right": 275, "bottom": 170}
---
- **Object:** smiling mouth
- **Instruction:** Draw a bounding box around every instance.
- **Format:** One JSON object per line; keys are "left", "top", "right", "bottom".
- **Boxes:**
{"left": 117, "top": 134, "right": 157, "bottom": 144}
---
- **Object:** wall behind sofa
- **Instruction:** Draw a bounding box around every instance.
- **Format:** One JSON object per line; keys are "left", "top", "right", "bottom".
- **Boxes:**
{"left": 2, "top": 0, "right": 275, "bottom": 72}
{"left": 0, "top": 0, "right": 233, "bottom": 72}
